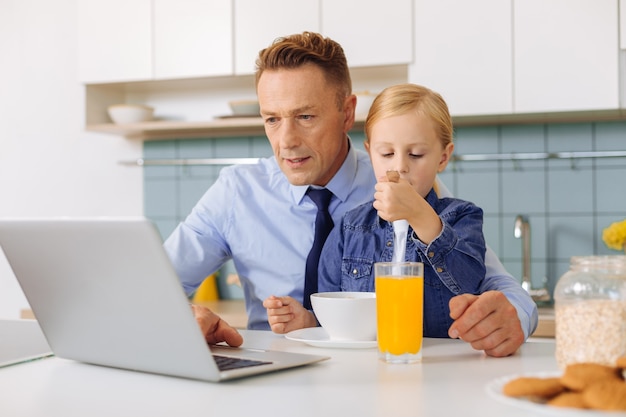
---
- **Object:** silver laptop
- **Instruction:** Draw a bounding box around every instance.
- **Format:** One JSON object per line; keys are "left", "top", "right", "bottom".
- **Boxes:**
{"left": 0, "top": 217, "right": 328, "bottom": 382}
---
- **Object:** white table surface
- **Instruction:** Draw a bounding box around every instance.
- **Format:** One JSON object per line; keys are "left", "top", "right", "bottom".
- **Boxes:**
{"left": 0, "top": 321, "right": 563, "bottom": 417}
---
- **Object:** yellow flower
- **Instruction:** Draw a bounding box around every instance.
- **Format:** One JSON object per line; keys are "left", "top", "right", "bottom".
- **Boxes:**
{"left": 602, "top": 219, "right": 626, "bottom": 251}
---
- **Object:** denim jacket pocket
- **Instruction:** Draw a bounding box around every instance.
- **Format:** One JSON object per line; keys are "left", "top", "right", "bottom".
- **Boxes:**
{"left": 340, "top": 258, "right": 374, "bottom": 292}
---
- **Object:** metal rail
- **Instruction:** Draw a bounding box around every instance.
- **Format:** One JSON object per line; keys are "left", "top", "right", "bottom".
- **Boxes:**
{"left": 450, "top": 150, "right": 626, "bottom": 162}
{"left": 119, "top": 150, "right": 626, "bottom": 166}
{"left": 119, "top": 158, "right": 260, "bottom": 166}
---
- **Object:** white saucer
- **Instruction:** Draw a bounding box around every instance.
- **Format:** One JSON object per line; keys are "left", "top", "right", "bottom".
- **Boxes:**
{"left": 285, "top": 327, "right": 377, "bottom": 349}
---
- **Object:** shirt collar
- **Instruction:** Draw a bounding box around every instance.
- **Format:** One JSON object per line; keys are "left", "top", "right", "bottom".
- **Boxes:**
{"left": 424, "top": 187, "right": 439, "bottom": 206}
{"left": 291, "top": 138, "right": 358, "bottom": 204}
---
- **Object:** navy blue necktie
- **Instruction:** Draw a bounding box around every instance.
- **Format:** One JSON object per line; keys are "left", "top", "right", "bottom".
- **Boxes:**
{"left": 303, "top": 188, "right": 334, "bottom": 309}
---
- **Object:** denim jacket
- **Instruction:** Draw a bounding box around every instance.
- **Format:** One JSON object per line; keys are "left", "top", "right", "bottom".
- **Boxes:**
{"left": 318, "top": 189, "right": 486, "bottom": 338}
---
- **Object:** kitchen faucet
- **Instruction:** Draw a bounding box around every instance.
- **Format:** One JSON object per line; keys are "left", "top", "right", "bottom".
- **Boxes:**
{"left": 513, "top": 215, "right": 551, "bottom": 303}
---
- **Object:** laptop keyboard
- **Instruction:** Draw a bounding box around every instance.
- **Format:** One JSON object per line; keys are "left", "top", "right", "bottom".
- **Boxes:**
{"left": 213, "top": 354, "right": 272, "bottom": 371}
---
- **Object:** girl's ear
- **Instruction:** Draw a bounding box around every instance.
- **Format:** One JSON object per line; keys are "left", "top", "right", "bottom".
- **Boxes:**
{"left": 364, "top": 140, "right": 370, "bottom": 154}
{"left": 437, "top": 142, "right": 454, "bottom": 173}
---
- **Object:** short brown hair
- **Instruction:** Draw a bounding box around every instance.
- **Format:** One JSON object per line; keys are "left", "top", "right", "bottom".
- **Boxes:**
{"left": 255, "top": 32, "right": 352, "bottom": 108}
{"left": 365, "top": 84, "right": 453, "bottom": 149}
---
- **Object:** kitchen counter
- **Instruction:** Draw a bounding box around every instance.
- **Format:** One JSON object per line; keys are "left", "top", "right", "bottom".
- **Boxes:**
{"left": 194, "top": 299, "right": 248, "bottom": 328}
{"left": 534, "top": 307, "right": 556, "bottom": 338}
{"left": 1, "top": 319, "right": 561, "bottom": 417}
{"left": 24, "top": 300, "right": 555, "bottom": 337}
{"left": 194, "top": 300, "right": 557, "bottom": 338}
{"left": 22, "top": 299, "right": 249, "bottom": 329}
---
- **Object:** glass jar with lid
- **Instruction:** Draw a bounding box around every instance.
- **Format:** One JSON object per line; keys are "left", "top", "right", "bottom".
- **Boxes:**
{"left": 554, "top": 255, "right": 626, "bottom": 369}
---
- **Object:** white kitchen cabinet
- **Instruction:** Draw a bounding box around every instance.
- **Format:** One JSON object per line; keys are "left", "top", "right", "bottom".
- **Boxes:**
{"left": 234, "top": 0, "right": 320, "bottom": 75}
{"left": 153, "top": 0, "right": 233, "bottom": 79}
{"left": 621, "top": 0, "right": 626, "bottom": 48}
{"left": 79, "top": 0, "right": 232, "bottom": 83}
{"left": 514, "top": 0, "right": 619, "bottom": 113}
{"left": 321, "top": 0, "right": 413, "bottom": 68}
{"left": 408, "top": 0, "right": 513, "bottom": 116}
{"left": 78, "top": 0, "right": 152, "bottom": 83}
{"left": 80, "top": 0, "right": 626, "bottom": 141}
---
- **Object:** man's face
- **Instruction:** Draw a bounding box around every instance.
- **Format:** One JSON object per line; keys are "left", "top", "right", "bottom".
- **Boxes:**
{"left": 257, "top": 64, "right": 355, "bottom": 186}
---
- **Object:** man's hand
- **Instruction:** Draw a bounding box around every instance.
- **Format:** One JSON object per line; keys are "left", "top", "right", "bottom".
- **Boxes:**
{"left": 191, "top": 304, "right": 243, "bottom": 347}
{"left": 263, "top": 295, "right": 317, "bottom": 334}
{"left": 447, "top": 291, "right": 524, "bottom": 357}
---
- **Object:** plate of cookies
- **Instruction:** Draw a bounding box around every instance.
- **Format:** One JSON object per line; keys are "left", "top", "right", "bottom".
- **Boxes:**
{"left": 486, "top": 359, "right": 626, "bottom": 415}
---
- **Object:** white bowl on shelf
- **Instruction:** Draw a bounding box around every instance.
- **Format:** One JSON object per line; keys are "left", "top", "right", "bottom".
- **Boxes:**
{"left": 107, "top": 104, "right": 154, "bottom": 124}
{"left": 228, "top": 100, "right": 260, "bottom": 116}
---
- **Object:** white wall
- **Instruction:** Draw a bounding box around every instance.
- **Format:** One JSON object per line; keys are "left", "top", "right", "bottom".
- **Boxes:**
{"left": 0, "top": 0, "right": 143, "bottom": 318}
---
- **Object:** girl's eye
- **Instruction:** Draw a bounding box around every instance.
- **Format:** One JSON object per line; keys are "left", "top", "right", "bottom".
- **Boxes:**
{"left": 382, "top": 153, "right": 394, "bottom": 158}
{"left": 410, "top": 153, "right": 424, "bottom": 158}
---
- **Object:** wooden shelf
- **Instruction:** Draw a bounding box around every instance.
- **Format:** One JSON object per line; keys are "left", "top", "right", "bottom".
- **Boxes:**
{"left": 87, "top": 116, "right": 368, "bottom": 141}
{"left": 87, "top": 118, "right": 263, "bottom": 140}
{"left": 83, "top": 65, "right": 407, "bottom": 141}
{"left": 86, "top": 109, "right": 626, "bottom": 141}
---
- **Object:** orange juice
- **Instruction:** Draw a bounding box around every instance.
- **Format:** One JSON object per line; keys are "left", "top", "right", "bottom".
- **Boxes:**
{"left": 376, "top": 275, "right": 424, "bottom": 355}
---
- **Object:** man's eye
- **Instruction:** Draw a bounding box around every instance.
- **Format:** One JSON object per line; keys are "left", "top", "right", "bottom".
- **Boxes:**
{"left": 299, "top": 115, "right": 312, "bottom": 120}
{"left": 265, "top": 117, "right": 277, "bottom": 124}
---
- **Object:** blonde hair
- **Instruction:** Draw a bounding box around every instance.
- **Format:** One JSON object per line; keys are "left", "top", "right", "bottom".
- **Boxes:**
{"left": 364, "top": 84, "right": 453, "bottom": 149}
{"left": 365, "top": 84, "right": 452, "bottom": 197}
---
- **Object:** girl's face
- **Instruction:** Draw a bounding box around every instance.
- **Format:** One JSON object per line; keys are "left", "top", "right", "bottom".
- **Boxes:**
{"left": 365, "top": 111, "right": 454, "bottom": 198}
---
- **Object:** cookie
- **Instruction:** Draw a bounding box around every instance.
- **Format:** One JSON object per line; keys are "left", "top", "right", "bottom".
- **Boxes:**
{"left": 582, "top": 379, "right": 626, "bottom": 411}
{"left": 560, "top": 363, "right": 621, "bottom": 391}
{"left": 503, "top": 377, "right": 565, "bottom": 399}
{"left": 547, "top": 392, "right": 587, "bottom": 409}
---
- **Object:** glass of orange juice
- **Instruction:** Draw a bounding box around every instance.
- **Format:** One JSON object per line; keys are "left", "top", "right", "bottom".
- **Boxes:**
{"left": 375, "top": 262, "right": 424, "bottom": 364}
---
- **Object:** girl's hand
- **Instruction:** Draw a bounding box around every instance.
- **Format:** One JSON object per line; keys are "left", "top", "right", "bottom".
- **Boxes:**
{"left": 374, "top": 170, "right": 442, "bottom": 244}
{"left": 263, "top": 295, "right": 318, "bottom": 334}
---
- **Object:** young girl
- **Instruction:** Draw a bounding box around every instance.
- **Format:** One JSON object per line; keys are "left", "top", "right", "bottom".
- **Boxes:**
{"left": 265, "top": 83, "right": 487, "bottom": 338}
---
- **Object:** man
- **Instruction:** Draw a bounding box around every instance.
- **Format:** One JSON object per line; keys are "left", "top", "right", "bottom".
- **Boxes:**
{"left": 190, "top": 305, "right": 243, "bottom": 347}
{"left": 164, "top": 32, "right": 537, "bottom": 357}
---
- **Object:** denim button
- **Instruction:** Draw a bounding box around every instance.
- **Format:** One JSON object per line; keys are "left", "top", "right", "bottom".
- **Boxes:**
{"left": 428, "top": 251, "right": 435, "bottom": 258}
{"left": 436, "top": 267, "right": 443, "bottom": 273}
{"left": 386, "top": 241, "right": 392, "bottom": 247}
{"left": 341, "top": 259, "right": 373, "bottom": 281}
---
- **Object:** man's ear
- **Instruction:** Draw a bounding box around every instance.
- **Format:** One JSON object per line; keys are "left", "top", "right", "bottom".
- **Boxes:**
{"left": 343, "top": 94, "right": 357, "bottom": 133}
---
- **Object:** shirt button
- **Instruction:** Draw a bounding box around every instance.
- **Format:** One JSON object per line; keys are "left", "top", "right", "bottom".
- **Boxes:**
{"left": 428, "top": 251, "right": 435, "bottom": 258}
{"left": 436, "top": 267, "right": 443, "bottom": 273}
{"left": 386, "top": 241, "right": 392, "bottom": 247}
{"left": 352, "top": 268, "right": 358, "bottom": 275}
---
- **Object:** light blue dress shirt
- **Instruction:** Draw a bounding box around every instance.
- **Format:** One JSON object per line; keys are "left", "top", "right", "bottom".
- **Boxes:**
{"left": 164, "top": 142, "right": 538, "bottom": 337}
{"left": 164, "top": 144, "right": 375, "bottom": 330}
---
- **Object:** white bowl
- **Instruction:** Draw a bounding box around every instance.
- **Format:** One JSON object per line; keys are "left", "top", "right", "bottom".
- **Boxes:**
{"left": 107, "top": 104, "right": 154, "bottom": 124}
{"left": 228, "top": 99, "right": 260, "bottom": 116}
{"left": 355, "top": 92, "right": 377, "bottom": 117}
{"left": 310, "top": 292, "right": 377, "bottom": 341}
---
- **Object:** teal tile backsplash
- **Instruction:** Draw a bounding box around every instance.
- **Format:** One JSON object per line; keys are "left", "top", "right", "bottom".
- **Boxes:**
{"left": 144, "top": 121, "right": 626, "bottom": 299}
